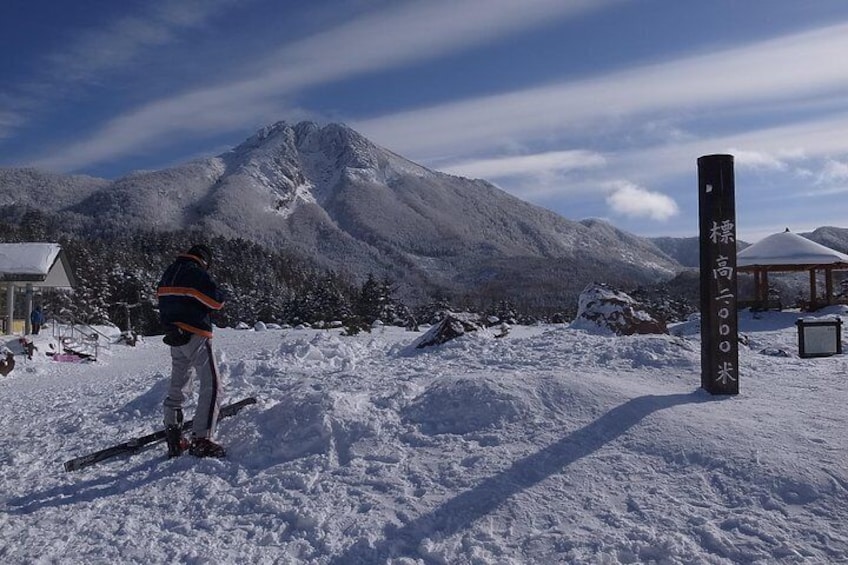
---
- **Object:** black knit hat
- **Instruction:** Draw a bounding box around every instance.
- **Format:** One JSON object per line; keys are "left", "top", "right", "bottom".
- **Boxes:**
{"left": 186, "top": 244, "right": 212, "bottom": 267}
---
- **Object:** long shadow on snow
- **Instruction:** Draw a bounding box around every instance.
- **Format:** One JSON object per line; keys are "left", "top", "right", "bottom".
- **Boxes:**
{"left": 330, "top": 389, "right": 715, "bottom": 564}
{"left": 5, "top": 457, "right": 183, "bottom": 515}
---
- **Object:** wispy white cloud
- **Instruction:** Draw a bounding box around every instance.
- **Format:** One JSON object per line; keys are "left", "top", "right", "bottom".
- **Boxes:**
{"left": 424, "top": 110, "right": 848, "bottom": 208}
{"left": 22, "top": 0, "right": 848, "bottom": 198}
{"left": 355, "top": 21, "right": 848, "bottom": 160}
{"left": 3, "top": 0, "right": 242, "bottom": 147}
{"left": 257, "top": 0, "right": 615, "bottom": 89}
{"left": 439, "top": 150, "right": 606, "bottom": 179}
{"left": 0, "top": 109, "right": 24, "bottom": 141}
{"left": 729, "top": 149, "right": 791, "bottom": 171}
{"left": 348, "top": 17, "right": 848, "bottom": 235}
{"left": 30, "top": 91, "right": 284, "bottom": 171}
{"left": 44, "top": 0, "right": 240, "bottom": 83}
{"left": 604, "top": 181, "right": 679, "bottom": 221}
{"left": 605, "top": 111, "right": 848, "bottom": 189}
{"left": 25, "top": 0, "right": 617, "bottom": 171}
{"left": 818, "top": 159, "right": 848, "bottom": 183}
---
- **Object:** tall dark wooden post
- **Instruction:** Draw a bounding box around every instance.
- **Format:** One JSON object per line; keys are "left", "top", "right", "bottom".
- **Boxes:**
{"left": 698, "top": 154, "right": 739, "bottom": 395}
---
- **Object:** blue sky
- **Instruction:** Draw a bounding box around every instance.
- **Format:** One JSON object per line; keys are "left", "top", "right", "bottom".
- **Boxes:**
{"left": 3, "top": 0, "right": 848, "bottom": 242}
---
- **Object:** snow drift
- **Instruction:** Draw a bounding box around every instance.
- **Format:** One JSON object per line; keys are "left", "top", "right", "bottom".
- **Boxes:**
{"left": 1, "top": 307, "right": 847, "bottom": 563}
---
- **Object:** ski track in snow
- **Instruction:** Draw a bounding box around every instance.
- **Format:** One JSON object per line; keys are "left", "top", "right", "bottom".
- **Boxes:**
{"left": 1, "top": 309, "right": 847, "bottom": 564}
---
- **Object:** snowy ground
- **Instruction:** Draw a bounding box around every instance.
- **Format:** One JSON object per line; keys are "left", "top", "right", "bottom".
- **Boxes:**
{"left": 1, "top": 308, "right": 847, "bottom": 564}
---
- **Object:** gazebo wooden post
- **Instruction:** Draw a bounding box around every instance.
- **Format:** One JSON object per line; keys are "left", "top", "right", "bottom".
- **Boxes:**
{"left": 5, "top": 282, "right": 13, "bottom": 335}
{"left": 809, "top": 269, "right": 817, "bottom": 310}
{"left": 825, "top": 267, "right": 834, "bottom": 305}
{"left": 24, "top": 283, "right": 33, "bottom": 335}
{"left": 761, "top": 269, "right": 769, "bottom": 305}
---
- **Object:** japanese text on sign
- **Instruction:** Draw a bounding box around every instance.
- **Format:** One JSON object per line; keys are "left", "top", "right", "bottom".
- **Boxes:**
{"left": 710, "top": 222, "right": 737, "bottom": 383}
{"left": 698, "top": 154, "right": 739, "bottom": 395}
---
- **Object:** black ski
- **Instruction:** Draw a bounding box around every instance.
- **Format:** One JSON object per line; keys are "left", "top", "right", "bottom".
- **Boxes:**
{"left": 63, "top": 397, "right": 257, "bottom": 472}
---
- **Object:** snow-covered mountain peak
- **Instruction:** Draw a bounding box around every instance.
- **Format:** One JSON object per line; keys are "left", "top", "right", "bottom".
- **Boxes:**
{"left": 245, "top": 120, "right": 297, "bottom": 146}
{"left": 228, "top": 121, "right": 430, "bottom": 182}
{"left": 0, "top": 120, "right": 691, "bottom": 305}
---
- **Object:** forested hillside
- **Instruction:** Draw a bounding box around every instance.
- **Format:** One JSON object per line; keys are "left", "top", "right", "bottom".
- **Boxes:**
{"left": 0, "top": 208, "right": 417, "bottom": 335}
{"left": 0, "top": 205, "right": 702, "bottom": 334}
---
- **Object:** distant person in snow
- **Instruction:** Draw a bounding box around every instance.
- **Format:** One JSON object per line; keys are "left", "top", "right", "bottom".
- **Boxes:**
{"left": 30, "top": 306, "right": 44, "bottom": 335}
{"left": 156, "top": 244, "right": 228, "bottom": 459}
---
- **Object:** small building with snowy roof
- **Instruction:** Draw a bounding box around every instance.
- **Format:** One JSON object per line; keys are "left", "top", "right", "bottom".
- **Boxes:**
{"left": 737, "top": 229, "right": 848, "bottom": 310}
{"left": 0, "top": 243, "right": 76, "bottom": 334}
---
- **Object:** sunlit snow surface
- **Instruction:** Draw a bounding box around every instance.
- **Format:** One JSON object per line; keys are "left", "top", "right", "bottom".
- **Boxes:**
{"left": 1, "top": 308, "right": 847, "bottom": 564}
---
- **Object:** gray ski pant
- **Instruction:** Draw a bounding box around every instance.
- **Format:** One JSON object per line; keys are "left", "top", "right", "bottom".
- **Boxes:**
{"left": 163, "top": 333, "right": 221, "bottom": 439}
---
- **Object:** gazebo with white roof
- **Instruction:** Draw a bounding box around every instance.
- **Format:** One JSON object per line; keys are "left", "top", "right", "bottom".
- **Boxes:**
{"left": 737, "top": 229, "right": 848, "bottom": 310}
{"left": 0, "top": 243, "right": 76, "bottom": 334}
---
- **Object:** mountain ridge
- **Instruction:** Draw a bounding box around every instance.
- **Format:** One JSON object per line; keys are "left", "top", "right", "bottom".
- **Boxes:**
{"left": 10, "top": 121, "right": 845, "bottom": 308}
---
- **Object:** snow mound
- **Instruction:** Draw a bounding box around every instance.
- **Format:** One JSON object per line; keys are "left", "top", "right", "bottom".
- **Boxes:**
{"left": 247, "top": 388, "right": 335, "bottom": 465}
{"left": 402, "top": 375, "right": 534, "bottom": 434}
{"left": 2, "top": 324, "right": 847, "bottom": 563}
{"left": 275, "top": 332, "right": 373, "bottom": 372}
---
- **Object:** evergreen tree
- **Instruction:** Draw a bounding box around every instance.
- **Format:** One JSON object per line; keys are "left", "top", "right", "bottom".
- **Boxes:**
{"left": 0, "top": 209, "right": 442, "bottom": 332}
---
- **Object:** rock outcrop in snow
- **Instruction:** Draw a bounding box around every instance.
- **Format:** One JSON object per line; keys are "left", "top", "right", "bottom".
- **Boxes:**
{"left": 570, "top": 283, "right": 668, "bottom": 335}
{"left": 414, "top": 313, "right": 482, "bottom": 348}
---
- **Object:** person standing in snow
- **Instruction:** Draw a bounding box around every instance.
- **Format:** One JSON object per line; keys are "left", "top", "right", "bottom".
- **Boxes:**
{"left": 156, "top": 244, "right": 228, "bottom": 458}
{"left": 30, "top": 306, "right": 44, "bottom": 335}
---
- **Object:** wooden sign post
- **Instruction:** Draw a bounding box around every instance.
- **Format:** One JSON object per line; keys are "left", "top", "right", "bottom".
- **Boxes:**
{"left": 698, "top": 154, "right": 739, "bottom": 395}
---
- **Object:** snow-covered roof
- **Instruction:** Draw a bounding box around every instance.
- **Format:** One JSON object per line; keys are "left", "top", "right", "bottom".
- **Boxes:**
{"left": 737, "top": 230, "right": 848, "bottom": 269}
{"left": 0, "top": 243, "right": 75, "bottom": 287}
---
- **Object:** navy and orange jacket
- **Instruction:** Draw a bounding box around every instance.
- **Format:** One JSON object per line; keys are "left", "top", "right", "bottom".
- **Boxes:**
{"left": 156, "top": 253, "right": 226, "bottom": 338}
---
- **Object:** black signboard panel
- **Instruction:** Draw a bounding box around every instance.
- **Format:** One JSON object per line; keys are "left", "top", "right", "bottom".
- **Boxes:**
{"left": 698, "top": 154, "right": 739, "bottom": 395}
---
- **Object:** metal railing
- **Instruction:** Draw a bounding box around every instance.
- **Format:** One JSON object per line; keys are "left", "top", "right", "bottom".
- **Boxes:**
{"left": 50, "top": 316, "right": 108, "bottom": 361}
